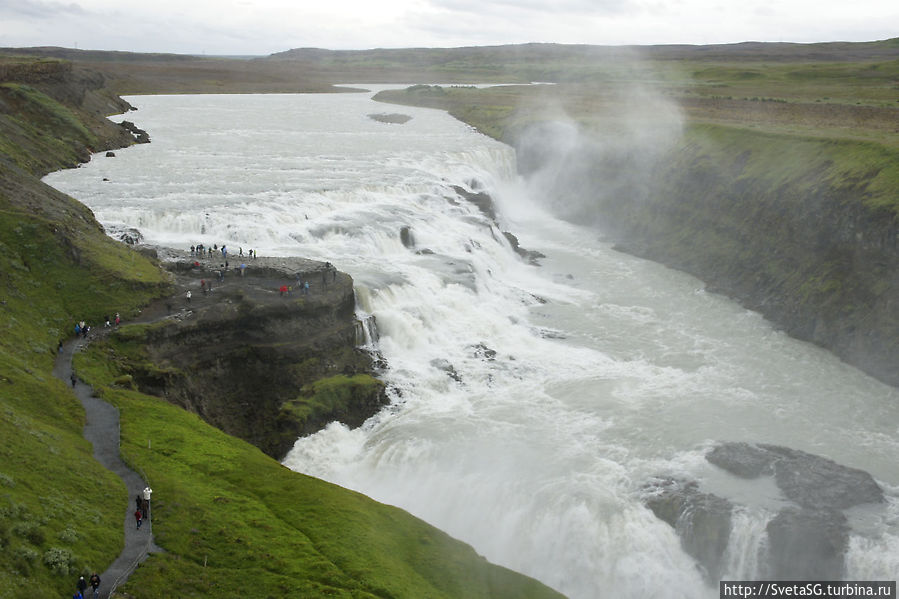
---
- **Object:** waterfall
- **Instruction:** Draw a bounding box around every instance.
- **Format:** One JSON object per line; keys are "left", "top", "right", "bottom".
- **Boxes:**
{"left": 44, "top": 92, "right": 899, "bottom": 599}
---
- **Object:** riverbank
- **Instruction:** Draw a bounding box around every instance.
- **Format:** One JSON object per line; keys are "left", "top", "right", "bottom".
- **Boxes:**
{"left": 0, "top": 55, "right": 565, "bottom": 598}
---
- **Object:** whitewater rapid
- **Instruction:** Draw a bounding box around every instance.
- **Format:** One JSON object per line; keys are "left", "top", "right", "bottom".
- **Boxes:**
{"left": 44, "top": 90, "right": 899, "bottom": 598}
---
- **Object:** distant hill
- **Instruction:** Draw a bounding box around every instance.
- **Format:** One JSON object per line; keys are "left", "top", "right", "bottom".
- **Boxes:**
{"left": 267, "top": 38, "right": 899, "bottom": 64}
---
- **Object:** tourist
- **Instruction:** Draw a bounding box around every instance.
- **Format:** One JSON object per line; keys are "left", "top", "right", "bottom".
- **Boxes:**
{"left": 76, "top": 576, "right": 87, "bottom": 597}
{"left": 186, "top": 290, "right": 192, "bottom": 304}
{"left": 134, "top": 508, "right": 142, "bottom": 529}
{"left": 142, "top": 486, "right": 152, "bottom": 519}
{"left": 88, "top": 573, "right": 101, "bottom": 598}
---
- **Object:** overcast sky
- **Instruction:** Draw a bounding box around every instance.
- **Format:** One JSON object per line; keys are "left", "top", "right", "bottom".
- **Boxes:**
{"left": 0, "top": 0, "right": 896, "bottom": 55}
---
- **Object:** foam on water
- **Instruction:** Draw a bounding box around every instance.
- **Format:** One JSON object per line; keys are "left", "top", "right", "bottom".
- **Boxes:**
{"left": 45, "top": 91, "right": 899, "bottom": 598}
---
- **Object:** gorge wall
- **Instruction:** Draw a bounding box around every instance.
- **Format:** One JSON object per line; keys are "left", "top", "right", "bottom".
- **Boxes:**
{"left": 517, "top": 123, "right": 899, "bottom": 388}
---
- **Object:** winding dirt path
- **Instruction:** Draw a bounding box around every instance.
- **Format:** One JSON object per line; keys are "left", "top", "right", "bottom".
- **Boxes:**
{"left": 53, "top": 336, "right": 163, "bottom": 599}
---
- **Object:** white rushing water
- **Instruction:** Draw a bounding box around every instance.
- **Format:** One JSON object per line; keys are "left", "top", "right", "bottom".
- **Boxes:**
{"left": 45, "top": 90, "right": 899, "bottom": 598}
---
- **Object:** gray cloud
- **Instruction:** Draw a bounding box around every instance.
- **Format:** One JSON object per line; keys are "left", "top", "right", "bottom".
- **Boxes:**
{"left": 427, "top": 0, "right": 638, "bottom": 18}
{"left": 0, "top": 0, "right": 87, "bottom": 19}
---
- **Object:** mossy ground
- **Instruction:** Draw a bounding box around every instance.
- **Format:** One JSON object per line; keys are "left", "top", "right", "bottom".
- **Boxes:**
{"left": 281, "top": 374, "right": 385, "bottom": 429}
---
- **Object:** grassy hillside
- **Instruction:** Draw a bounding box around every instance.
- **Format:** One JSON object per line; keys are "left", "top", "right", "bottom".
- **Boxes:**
{"left": 73, "top": 341, "right": 560, "bottom": 598}
{"left": 0, "top": 55, "right": 172, "bottom": 598}
{"left": 0, "top": 55, "right": 564, "bottom": 598}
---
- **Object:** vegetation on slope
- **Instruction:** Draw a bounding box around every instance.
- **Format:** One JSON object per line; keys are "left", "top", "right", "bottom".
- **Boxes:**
{"left": 73, "top": 342, "right": 561, "bottom": 598}
{"left": 0, "top": 55, "right": 564, "bottom": 598}
{"left": 0, "top": 56, "right": 171, "bottom": 598}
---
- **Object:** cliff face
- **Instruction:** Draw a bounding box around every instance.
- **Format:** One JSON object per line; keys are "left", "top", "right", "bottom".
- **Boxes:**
{"left": 578, "top": 125, "right": 899, "bottom": 387}
{"left": 113, "top": 255, "right": 386, "bottom": 459}
{"left": 0, "top": 57, "right": 142, "bottom": 176}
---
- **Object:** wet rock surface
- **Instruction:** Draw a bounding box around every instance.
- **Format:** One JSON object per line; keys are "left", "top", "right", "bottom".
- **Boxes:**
{"left": 766, "top": 507, "right": 848, "bottom": 580}
{"left": 706, "top": 442, "right": 883, "bottom": 509}
{"left": 644, "top": 441, "right": 885, "bottom": 582}
{"left": 644, "top": 478, "right": 733, "bottom": 582}
{"left": 450, "top": 185, "right": 544, "bottom": 265}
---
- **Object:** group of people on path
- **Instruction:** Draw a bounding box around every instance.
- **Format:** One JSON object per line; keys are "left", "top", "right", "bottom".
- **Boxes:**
{"left": 73, "top": 572, "right": 100, "bottom": 599}
{"left": 64, "top": 322, "right": 152, "bottom": 599}
{"left": 134, "top": 486, "right": 153, "bottom": 530}
{"left": 280, "top": 263, "right": 337, "bottom": 298}
{"left": 72, "top": 313, "right": 121, "bottom": 339}
{"left": 190, "top": 243, "right": 257, "bottom": 260}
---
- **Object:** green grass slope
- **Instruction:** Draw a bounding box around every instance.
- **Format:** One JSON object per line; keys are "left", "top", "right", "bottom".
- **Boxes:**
{"left": 0, "top": 57, "right": 564, "bottom": 598}
{"left": 74, "top": 342, "right": 562, "bottom": 598}
{"left": 0, "top": 61, "right": 171, "bottom": 597}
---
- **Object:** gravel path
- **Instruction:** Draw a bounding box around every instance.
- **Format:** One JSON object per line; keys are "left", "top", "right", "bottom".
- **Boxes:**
{"left": 53, "top": 336, "right": 164, "bottom": 599}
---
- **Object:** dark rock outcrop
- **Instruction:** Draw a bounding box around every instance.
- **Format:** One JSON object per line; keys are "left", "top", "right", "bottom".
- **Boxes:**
{"left": 400, "top": 225, "right": 415, "bottom": 248}
{"left": 453, "top": 184, "right": 497, "bottom": 221}
{"left": 644, "top": 478, "right": 733, "bottom": 582}
{"left": 704, "top": 442, "right": 881, "bottom": 579}
{"left": 120, "top": 120, "right": 150, "bottom": 143}
{"left": 430, "top": 358, "right": 462, "bottom": 382}
{"left": 114, "top": 227, "right": 143, "bottom": 245}
{"left": 766, "top": 507, "right": 848, "bottom": 580}
{"left": 644, "top": 441, "right": 885, "bottom": 582}
{"left": 503, "top": 231, "right": 545, "bottom": 265}
{"left": 707, "top": 442, "right": 884, "bottom": 509}
{"left": 368, "top": 112, "right": 412, "bottom": 124}
{"left": 450, "top": 185, "right": 544, "bottom": 265}
{"left": 119, "top": 254, "right": 387, "bottom": 459}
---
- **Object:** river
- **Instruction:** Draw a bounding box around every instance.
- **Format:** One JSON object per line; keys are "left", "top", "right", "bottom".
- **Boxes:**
{"left": 44, "top": 90, "right": 899, "bottom": 598}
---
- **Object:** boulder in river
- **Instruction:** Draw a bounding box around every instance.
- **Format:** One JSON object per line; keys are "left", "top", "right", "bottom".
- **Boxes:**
{"left": 706, "top": 442, "right": 883, "bottom": 509}
{"left": 766, "top": 507, "right": 848, "bottom": 580}
{"left": 644, "top": 477, "right": 733, "bottom": 583}
{"left": 644, "top": 441, "right": 885, "bottom": 582}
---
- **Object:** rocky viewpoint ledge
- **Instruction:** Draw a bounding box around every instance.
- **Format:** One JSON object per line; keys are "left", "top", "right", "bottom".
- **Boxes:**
{"left": 116, "top": 246, "right": 387, "bottom": 460}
